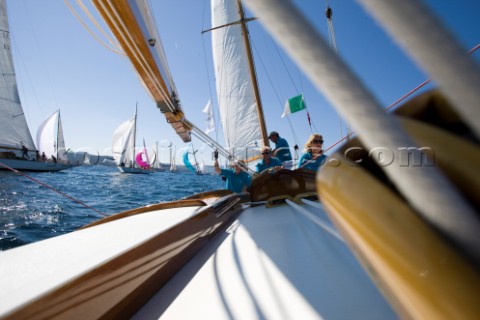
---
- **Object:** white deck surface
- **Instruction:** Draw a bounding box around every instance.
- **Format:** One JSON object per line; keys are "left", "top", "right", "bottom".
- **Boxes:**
{"left": 0, "top": 206, "right": 202, "bottom": 317}
{"left": 135, "top": 202, "right": 397, "bottom": 319}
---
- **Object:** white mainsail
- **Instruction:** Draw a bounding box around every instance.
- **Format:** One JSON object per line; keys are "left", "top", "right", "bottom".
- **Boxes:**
{"left": 36, "top": 110, "right": 68, "bottom": 162}
{"left": 0, "top": 0, "right": 36, "bottom": 151}
{"left": 170, "top": 145, "right": 177, "bottom": 171}
{"left": 211, "top": 0, "right": 263, "bottom": 160}
{"left": 112, "top": 115, "right": 136, "bottom": 167}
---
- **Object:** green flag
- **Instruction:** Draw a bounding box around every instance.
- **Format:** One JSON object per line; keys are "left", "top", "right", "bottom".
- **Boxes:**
{"left": 282, "top": 94, "right": 306, "bottom": 117}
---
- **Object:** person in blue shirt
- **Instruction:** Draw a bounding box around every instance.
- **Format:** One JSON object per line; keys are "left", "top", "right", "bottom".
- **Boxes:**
{"left": 298, "top": 133, "right": 327, "bottom": 171}
{"left": 214, "top": 153, "right": 251, "bottom": 193}
{"left": 268, "top": 131, "right": 293, "bottom": 169}
{"left": 256, "top": 146, "right": 283, "bottom": 173}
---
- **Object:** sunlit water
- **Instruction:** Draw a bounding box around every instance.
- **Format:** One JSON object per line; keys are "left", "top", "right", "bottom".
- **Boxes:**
{"left": 0, "top": 165, "right": 223, "bottom": 251}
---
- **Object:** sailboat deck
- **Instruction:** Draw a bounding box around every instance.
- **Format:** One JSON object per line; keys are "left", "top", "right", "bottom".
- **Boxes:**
{"left": 0, "top": 205, "right": 204, "bottom": 318}
{"left": 135, "top": 201, "right": 396, "bottom": 319}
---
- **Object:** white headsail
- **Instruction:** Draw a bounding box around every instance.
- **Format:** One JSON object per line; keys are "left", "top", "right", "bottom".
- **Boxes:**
{"left": 36, "top": 110, "right": 69, "bottom": 162}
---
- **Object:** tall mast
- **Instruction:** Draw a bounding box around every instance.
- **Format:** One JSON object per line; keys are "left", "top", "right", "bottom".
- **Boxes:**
{"left": 56, "top": 111, "right": 60, "bottom": 159}
{"left": 236, "top": 0, "right": 269, "bottom": 147}
{"left": 133, "top": 103, "right": 138, "bottom": 167}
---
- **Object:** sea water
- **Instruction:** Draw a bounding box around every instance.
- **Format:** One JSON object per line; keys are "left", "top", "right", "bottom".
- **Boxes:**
{"left": 0, "top": 165, "right": 223, "bottom": 251}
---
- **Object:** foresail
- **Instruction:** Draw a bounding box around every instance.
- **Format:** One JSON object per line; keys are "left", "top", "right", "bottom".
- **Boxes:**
{"left": 211, "top": 0, "right": 263, "bottom": 160}
{"left": 0, "top": 0, "right": 36, "bottom": 151}
{"left": 91, "top": 0, "right": 191, "bottom": 142}
{"left": 112, "top": 117, "right": 135, "bottom": 166}
{"left": 36, "top": 111, "right": 58, "bottom": 159}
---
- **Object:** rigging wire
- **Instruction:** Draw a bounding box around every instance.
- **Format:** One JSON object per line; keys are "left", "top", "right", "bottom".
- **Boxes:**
{"left": 64, "top": 0, "right": 124, "bottom": 55}
{"left": 0, "top": 162, "right": 107, "bottom": 217}
{"left": 201, "top": 0, "right": 219, "bottom": 143}
{"left": 268, "top": 40, "right": 320, "bottom": 135}
{"left": 323, "top": 43, "right": 480, "bottom": 155}
{"left": 324, "top": 1, "right": 350, "bottom": 142}
{"left": 251, "top": 42, "right": 300, "bottom": 148}
{"left": 16, "top": 0, "right": 61, "bottom": 123}
{"left": 270, "top": 40, "right": 319, "bottom": 135}
{"left": 294, "top": 57, "right": 320, "bottom": 135}
{"left": 67, "top": 0, "right": 179, "bottom": 115}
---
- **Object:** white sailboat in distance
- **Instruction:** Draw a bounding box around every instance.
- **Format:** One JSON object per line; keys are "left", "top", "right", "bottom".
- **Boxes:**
{"left": 112, "top": 107, "right": 152, "bottom": 174}
{"left": 0, "top": 1, "right": 74, "bottom": 172}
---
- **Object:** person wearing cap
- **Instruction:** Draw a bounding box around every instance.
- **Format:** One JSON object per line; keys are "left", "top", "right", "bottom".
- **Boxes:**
{"left": 255, "top": 146, "right": 283, "bottom": 173}
{"left": 298, "top": 133, "right": 327, "bottom": 171}
{"left": 214, "top": 152, "right": 251, "bottom": 193}
{"left": 268, "top": 131, "right": 293, "bottom": 169}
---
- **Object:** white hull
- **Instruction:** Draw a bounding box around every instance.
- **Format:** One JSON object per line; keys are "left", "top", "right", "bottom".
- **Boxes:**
{"left": 0, "top": 203, "right": 206, "bottom": 318}
{"left": 0, "top": 158, "right": 75, "bottom": 172}
{"left": 0, "top": 192, "right": 239, "bottom": 319}
{"left": 0, "top": 195, "right": 396, "bottom": 319}
{"left": 116, "top": 165, "right": 152, "bottom": 174}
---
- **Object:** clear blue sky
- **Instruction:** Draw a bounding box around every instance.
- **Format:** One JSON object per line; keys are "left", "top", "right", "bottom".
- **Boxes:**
{"left": 7, "top": 0, "right": 480, "bottom": 164}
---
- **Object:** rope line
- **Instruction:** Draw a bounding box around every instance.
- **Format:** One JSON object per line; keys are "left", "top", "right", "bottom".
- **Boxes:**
{"left": 0, "top": 162, "right": 107, "bottom": 217}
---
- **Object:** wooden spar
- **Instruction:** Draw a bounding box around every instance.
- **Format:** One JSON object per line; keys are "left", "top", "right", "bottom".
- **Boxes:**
{"left": 91, "top": 0, "right": 192, "bottom": 142}
{"left": 236, "top": 0, "right": 270, "bottom": 147}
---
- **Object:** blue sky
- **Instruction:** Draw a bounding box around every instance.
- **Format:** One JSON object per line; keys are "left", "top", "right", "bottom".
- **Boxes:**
{"left": 7, "top": 0, "right": 480, "bottom": 164}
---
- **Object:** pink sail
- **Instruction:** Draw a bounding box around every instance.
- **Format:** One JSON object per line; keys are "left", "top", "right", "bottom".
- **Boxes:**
{"left": 135, "top": 149, "right": 150, "bottom": 169}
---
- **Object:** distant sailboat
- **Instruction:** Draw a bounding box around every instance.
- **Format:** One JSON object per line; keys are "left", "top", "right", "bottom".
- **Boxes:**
{"left": 82, "top": 152, "right": 90, "bottom": 166}
{"left": 182, "top": 148, "right": 195, "bottom": 174}
{"left": 182, "top": 146, "right": 206, "bottom": 175}
{"left": 81, "top": 151, "right": 99, "bottom": 166}
{"left": 169, "top": 145, "right": 177, "bottom": 172}
{"left": 197, "top": 160, "right": 207, "bottom": 175}
{"left": 0, "top": 1, "right": 73, "bottom": 172}
{"left": 151, "top": 141, "right": 165, "bottom": 172}
{"left": 36, "top": 110, "right": 72, "bottom": 164}
{"left": 112, "top": 107, "right": 151, "bottom": 174}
